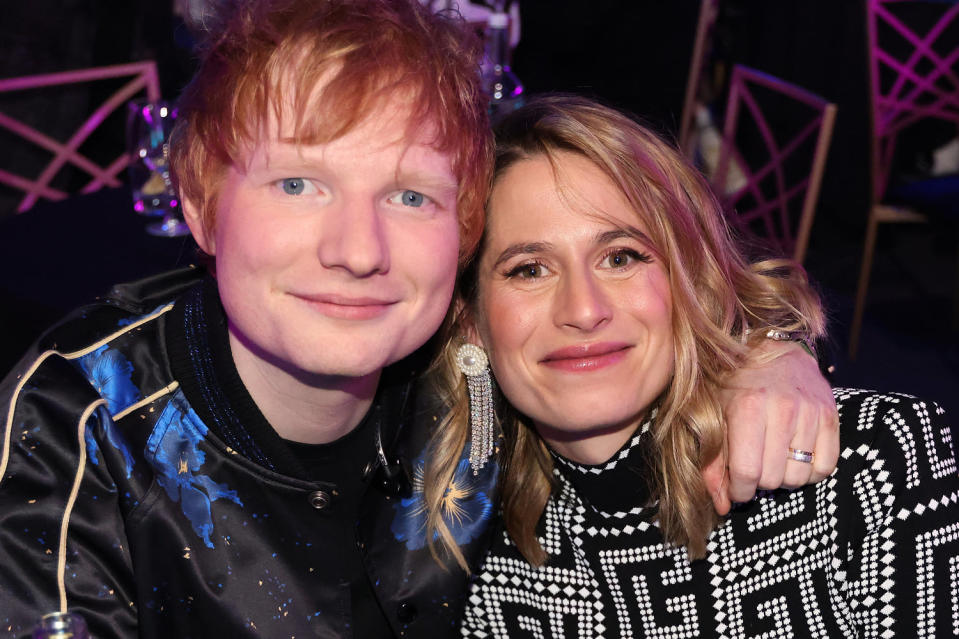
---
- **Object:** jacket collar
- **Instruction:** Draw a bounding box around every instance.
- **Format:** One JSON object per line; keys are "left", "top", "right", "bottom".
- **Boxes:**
{"left": 166, "top": 274, "right": 418, "bottom": 481}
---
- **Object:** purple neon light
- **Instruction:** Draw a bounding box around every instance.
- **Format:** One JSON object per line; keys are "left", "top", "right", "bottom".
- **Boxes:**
{"left": 870, "top": 0, "right": 959, "bottom": 198}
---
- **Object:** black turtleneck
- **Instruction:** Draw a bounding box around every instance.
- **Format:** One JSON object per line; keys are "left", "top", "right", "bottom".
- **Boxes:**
{"left": 548, "top": 415, "right": 656, "bottom": 517}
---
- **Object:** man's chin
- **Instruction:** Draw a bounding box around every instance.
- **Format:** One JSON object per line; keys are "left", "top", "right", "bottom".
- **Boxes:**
{"left": 291, "top": 356, "right": 389, "bottom": 384}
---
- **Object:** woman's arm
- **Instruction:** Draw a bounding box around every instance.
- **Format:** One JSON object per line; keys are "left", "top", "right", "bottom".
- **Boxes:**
{"left": 839, "top": 389, "right": 958, "bottom": 637}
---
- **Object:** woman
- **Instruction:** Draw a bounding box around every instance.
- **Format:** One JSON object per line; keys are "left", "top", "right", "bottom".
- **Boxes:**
{"left": 440, "top": 96, "right": 958, "bottom": 637}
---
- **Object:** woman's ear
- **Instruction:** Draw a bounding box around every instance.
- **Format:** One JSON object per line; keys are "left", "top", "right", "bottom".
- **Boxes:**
{"left": 182, "top": 196, "right": 215, "bottom": 255}
{"left": 453, "top": 299, "right": 486, "bottom": 349}
{"left": 466, "top": 323, "right": 488, "bottom": 350}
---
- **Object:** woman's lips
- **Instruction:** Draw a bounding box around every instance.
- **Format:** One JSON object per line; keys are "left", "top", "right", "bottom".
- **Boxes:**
{"left": 540, "top": 342, "right": 632, "bottom": 372}
{"left": 290, "top": 292, "right": 398, "bottom": 320}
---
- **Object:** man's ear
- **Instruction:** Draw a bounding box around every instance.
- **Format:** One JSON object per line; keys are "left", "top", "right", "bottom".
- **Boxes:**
{"left": 182, "top": 196, "right": 215, "bottom": 255}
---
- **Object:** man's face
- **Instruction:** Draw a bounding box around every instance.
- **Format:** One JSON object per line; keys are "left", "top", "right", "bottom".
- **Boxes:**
{"left": 185, "top": 101, "right": 460, "bottom": 382}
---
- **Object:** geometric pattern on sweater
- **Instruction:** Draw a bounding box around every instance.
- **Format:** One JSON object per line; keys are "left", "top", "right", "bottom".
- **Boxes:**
{"left": 463, "top": 389, "right": 959, "bottom": 638}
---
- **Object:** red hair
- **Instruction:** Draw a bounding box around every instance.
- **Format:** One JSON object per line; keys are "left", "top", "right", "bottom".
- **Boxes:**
{"left": 169, "top": 0, "right": 492, "bottom": 263}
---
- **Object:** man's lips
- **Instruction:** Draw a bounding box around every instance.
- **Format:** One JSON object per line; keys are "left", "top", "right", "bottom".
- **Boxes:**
{"left": 289, "top": 292, "right": 399, "bottom": 320}
{"left": 540, "top": 342, "right": 632, "bottom": 372}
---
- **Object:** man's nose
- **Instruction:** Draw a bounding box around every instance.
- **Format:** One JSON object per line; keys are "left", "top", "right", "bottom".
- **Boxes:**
{"left": 316, "top": 199, "right": 390, "bottom": 277}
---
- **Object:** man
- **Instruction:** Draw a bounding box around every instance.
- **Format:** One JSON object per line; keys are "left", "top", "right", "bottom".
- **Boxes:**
{"left": 0, "top": 1, "right": 836, "bottom": 637}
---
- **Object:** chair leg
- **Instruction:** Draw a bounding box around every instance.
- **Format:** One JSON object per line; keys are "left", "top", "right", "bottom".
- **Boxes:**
{"left": 850, "top": 211, "right": 880, "bottom": 359}
{"left": 954, "top": 230, "right": 959, "bottom": 331}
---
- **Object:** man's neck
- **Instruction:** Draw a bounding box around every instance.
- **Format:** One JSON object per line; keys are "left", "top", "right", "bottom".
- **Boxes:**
{"left": 228, "top": 331, "right": 381, "bottom": 445}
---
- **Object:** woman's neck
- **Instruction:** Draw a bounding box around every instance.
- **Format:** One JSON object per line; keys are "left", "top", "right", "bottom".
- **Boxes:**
{"left": 537, "top": 414, "right": 646, "bottom": 465}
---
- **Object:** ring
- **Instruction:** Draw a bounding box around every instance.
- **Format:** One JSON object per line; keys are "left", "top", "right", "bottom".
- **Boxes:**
{"left": 787, "top": 447, "right": 814, "bottom": 464}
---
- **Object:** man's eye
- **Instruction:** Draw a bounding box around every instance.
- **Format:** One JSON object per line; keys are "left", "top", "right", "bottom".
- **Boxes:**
{"left": 279, "top": 178, "right": 309, "bottom": 195}
{"left": 396, "top": 190, "right": 425, "bottom": 207}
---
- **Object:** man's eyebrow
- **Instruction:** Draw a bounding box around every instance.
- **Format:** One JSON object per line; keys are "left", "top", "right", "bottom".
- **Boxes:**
{"left": 247, "top": 144, "right": 312, "bottom": 170}
{"left": 395, "top": 171, "right": 459, "bottom": 193}
{"left": 491, "top": 242, "right": 553, "bottom": 269}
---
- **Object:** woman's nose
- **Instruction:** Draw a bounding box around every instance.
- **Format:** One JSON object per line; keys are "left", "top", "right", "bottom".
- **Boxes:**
{"left": 552, "top": 269, "right": 612, "bottom": 331}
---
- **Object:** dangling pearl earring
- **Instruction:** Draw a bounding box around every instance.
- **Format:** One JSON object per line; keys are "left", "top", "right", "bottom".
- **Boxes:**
{"left": 455, "top": 343, "right": 495, "bottom": 474}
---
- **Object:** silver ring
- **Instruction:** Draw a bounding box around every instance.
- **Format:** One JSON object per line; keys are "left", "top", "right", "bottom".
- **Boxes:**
{"left": 787, "top": 447, "right": 814, "bottom": 464}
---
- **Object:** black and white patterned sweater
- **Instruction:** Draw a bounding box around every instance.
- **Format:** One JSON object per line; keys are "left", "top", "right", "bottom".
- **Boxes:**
{"left": 463, "top": 388, "right": 959, "bottom": 638}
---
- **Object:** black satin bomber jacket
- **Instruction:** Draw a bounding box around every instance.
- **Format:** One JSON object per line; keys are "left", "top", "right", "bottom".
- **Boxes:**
{"left": 0, "top": 267, "right": 498, "bottom": 638}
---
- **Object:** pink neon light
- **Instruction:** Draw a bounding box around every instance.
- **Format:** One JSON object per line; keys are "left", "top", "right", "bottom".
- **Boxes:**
{"left": 869, "top": 0, "right": 959, "bottom": 200}
{"left": 0, "top": 61, "right": 161, "bottom": 212}
{"left": 714, "top": 65, "right": 837, "bottom": 262}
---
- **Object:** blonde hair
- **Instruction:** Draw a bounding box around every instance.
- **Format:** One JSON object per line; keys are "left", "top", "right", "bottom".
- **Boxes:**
{"left": 168, "top": 0, "right": 492, "bottom": 264}
{"left": 425, "top": 95, "right": 825, "bottom": 566}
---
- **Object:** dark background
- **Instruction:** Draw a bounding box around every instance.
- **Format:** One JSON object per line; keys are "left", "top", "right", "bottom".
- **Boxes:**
{"left": 1, "top": 0, "right": 957, "bottom": 413}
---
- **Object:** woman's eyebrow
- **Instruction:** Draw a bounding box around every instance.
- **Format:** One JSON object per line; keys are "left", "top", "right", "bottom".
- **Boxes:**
{"left": 491, "top": 242, "right": 553, "bottom": 269}
{"left": 595, "top": 226, "right": 652, "bottom": 245}
{"left": 490, "top": 226, "right": 652, "bottom": 269}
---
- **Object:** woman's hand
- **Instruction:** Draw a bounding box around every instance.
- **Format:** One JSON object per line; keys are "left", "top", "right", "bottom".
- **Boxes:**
{"left": 704, "top": 340, "right": 839, "bottom": 515}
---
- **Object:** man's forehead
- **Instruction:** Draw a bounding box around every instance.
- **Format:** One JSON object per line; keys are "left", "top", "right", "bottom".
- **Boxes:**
{"left": 234, "top": 118, "right": 454, "bottom": 186}
{"left": 232, "top": 59, "right": 455, "bottom": 162}
{"left": 260, "top": 95, "right": 441, "bottom": 146}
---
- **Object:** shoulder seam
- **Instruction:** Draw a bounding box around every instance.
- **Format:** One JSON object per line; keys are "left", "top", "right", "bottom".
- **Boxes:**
{"left": 0, "top": 303, "right": 175, "bottom": 488}
{"left": 114, "top": 381, "right": 180, "bottom": 421}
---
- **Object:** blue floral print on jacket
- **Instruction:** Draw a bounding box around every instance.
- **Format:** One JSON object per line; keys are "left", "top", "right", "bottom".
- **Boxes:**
{"left": 391, "top": 449, "right": 496, "bottom": 550}
{"left": 146, "top": 390, "right": 243, "bottom": 548}
{"left": 76, "top": 344, "right": 141, "bottom": 414}
{"left": 76, "top": 345, "right": 140, "bottom": 477}
{"left": 83, "top": 407, "right": 137, "bottom": 478}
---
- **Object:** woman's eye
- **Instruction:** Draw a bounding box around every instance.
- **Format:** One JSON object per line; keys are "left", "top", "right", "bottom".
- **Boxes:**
{"left": 392, "top": 189, "right": 427, "bottom": 207}
{"left": 505, "top": 262, "right": 549, "bottom": 279}
{"left": 278, "top": 178, "right": 312, "bottom": 196}
{"left": 601, "top": 248, "right": 651, "bottom": 269}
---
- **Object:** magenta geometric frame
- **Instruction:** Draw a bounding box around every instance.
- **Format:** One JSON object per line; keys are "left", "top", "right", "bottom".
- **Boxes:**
{"left": 679, "top": 0, "right": 720, "bottom": 154}
{"left": 714, "top": 65, "right": 838, "bottom": 263}
{"left": 851, "top": 0, "right": 959, "bottom": 358}
{"left": 0, "top": 61, "right": 160, "bottom": 213}
{"left": 869, "top": 0, "right": 959, "bottom": 201}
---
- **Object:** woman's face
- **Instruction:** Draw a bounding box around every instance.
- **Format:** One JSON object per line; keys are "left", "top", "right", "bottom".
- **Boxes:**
{"left": 475, "top": 152, "right": 675, "bottom": 464}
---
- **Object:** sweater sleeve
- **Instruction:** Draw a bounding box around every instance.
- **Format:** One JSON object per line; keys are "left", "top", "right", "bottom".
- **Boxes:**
{"left": 0, "top": 350, "right": 140, "bottom": 639}
{"left": 835, "top": 389, "right": 959, "bottom": 638}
